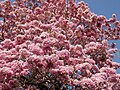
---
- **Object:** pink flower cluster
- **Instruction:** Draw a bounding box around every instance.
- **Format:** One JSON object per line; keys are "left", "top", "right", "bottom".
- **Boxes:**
{"left": 0, "top": 0, "right": 120, "bottom": 89}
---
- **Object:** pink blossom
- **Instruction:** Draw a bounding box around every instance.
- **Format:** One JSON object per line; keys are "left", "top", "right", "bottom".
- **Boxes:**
{"left": 50, "top": 69, "right": 59, "bottom": 75}
{"left": 56, "top": 49, "right": 70, "bottom": 60}
{"left": 0, "top": 0, "right": 119, "bottom": 89}
{"left": 75, "top": 62, "right": 92, "bottom": 71}
{"left": 67, "top": 57, "right": 83, "bottom": 65}
{"left": 71, "top": 79, "right": 80, "bottom": 86}
{"left": 0, "top": 67, "right": 14, "bottom": 79}
{"left": 107, "top": 74, "right": 120, "bottom": 83}
{"left": 20, "top": 69, "right": 29, "bottom": 76}
{"left": 43, "top": 37, "right": 58, "bottom": 47}
{"left": 108, "top": 48, "right": 118, "bottom": 53}
{"left": 85, "top": 58, "right": 95, "bottom": 65}
{"left": 40, "top": 32, "right": 49, "bottom": 39}
{"left": 59, "top": 65, "right": 74, "bottom": 75}
{"left": 55, "top": 60, "right": 64, "bottom": 66}
{"left": 15, "top": 35, "right": 25, "bottom": 45}
{"left": 100, "top": 67, "right": 116, "bottom": 76}
{"left": 19, "top": 48, "right": 31, "bottom": 58}
{"left": 28, "top": 44, "right": 44, "bottom": 55}
{"left": 1, "top": 39, "right": 15, "bottom": 49}
{"left": 80, "top": 78, "right": 96, "bottom": 89}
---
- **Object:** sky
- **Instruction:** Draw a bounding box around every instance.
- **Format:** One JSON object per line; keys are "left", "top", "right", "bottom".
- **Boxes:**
{"left": 77, "top": 0, "right": 120, "bottom": 73}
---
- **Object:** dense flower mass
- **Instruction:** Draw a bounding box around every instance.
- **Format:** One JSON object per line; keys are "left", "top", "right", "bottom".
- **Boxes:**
{"left": 0, "top": 0, "right": 120, "bottom": 89}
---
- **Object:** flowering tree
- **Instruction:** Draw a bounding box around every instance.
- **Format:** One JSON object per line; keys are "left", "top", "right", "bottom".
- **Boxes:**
{"left": 0, "top": 0, "right": 120, "bottom": 89}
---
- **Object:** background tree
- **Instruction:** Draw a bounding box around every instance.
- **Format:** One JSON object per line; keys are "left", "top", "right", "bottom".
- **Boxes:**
{"left": 0, "top": 0, "right": 120, "bottom": 89}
